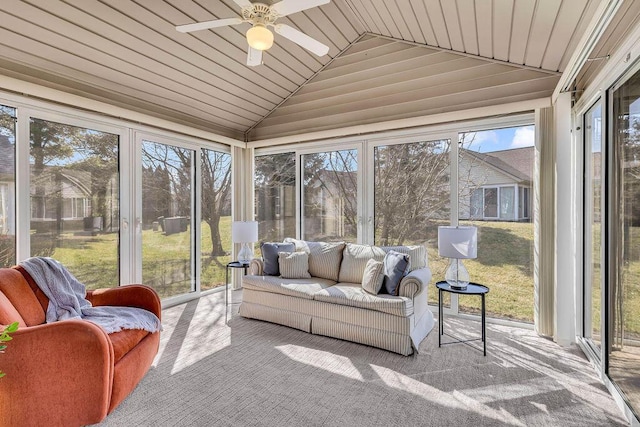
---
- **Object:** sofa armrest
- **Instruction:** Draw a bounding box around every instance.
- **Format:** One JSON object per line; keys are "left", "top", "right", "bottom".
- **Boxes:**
{"left": 398, "top": 267, "right": 432, "bottom": 299}
{"left": 87, "top": 285, "right": 161, "bottom": 319}
{"left": 249, "top": 258, "right": 264, "bottom": 276}
{"left": 0, "top": 320, "right": 113, "bottom": 426}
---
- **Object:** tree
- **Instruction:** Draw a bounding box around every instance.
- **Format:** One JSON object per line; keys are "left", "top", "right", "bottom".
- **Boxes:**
{"left": 374, "top": 140, "right": 451, "bottom": 246}
{"left": 201, "top": 149, "right": 231, "bottom": 257}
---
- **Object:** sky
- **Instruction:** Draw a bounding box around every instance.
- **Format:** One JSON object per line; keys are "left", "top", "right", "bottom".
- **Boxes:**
{"left": 462, "top": 125, "right": 535, "bottom": 153}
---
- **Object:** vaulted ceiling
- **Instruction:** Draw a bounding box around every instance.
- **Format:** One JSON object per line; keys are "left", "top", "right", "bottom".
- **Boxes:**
{"left": 0, "top": 1, "right": 610, "bottom": 142}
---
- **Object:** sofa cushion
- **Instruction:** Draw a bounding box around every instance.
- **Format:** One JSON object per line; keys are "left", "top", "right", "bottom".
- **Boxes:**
{"left": 108, "top": 328, "right": 150, "bottom": 363}
{"left": 285, "top": 239, "right": 345, "bottom": 282}
{"left": 313, "top": 283, "right": 414, "bottom": 317}
{"left": 261, "top": 242, "right": 295, "bottom": 276}
{"left": 338, "top": 243, "right": 386, "bottom": 284}
{"left": 361, "top": 259, "right": 384, "bottom": 295}
{"left": 381, "top": 251, "right": 410, "bottom": 295}
{"left": 279, "top": 252, "right": 311, "bottom": 279}
{"left": 243, "top": 275, "right": 336, "bottom": 300}
{"left": 382, "top": 245, "right": 428, "bottom": 272}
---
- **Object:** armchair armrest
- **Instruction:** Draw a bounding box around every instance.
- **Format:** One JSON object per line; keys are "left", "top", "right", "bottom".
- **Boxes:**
{"left": 0, "top": 320, "right": 113, "bottom": 426}
{"left": 398, "top": 267, "right": 431, "bottom": 299}
{"left": 249, "top": 258, "right": 264, "bottom": 276}
{"left": 87, "top": 285, "right": 161, "bottom": 319}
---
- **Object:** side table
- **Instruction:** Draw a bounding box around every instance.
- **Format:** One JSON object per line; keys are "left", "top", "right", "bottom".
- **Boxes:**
{"left": 436, "top": 281, "right": 489, "bottom": 356}
{"left": 225, "top": 261, "right": 249, "bottom": 324}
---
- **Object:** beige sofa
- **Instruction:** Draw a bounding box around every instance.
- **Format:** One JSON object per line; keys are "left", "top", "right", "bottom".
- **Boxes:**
{"left": 239, "top": 239, "right": 434, "bottom": 356}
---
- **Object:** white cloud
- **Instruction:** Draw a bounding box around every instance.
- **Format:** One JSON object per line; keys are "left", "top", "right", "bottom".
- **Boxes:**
{"left": 510, "top": 127, "right": 535, "bottom": 148}
{"left": 461, "top": 130, "right": 499, "bottom": 149}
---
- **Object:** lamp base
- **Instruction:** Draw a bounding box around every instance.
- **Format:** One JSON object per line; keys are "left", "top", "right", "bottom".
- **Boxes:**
{"left": 237, "top": 243, "right": 253, "bottom": 265}
{"left": 445, "top": 258, "right": 470, "bottom": 290}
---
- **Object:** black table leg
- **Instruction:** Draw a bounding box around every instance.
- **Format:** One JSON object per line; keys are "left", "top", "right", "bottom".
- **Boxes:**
{"left": 438, "top": 288, "right": 442, "bottom": 348}
{"left": 482, "top": 293, "right": 486, "bottom": 356}
{"left": 225, "top": 266, "right": 229, "bottom": 324}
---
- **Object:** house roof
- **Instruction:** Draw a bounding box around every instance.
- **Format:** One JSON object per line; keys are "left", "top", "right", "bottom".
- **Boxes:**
{"left": 461, "top": 147, "right": 533, "bottom": 183}
{"left": 0, "top": 1, "right": 634, "bottom": 142}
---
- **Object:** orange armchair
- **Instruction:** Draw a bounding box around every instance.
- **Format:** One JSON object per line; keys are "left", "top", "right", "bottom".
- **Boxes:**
{"left": 0, "top": 266, "right": 161, "bottom": 427}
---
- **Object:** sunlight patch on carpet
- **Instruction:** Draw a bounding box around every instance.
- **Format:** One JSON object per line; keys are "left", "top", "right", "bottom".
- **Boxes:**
{"left": 371, "top": 364, "right": 526, "bottom": 426}
{"left": 276, "top": 344, "right": 365, "bottom": 381}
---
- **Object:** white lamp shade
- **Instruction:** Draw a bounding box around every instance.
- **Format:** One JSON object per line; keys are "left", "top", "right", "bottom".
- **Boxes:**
{"left": 232, "top": 221, "right": 258, "bottom": 243}
{"left": 438, "top": 226, "right": 477, "bottom": 259}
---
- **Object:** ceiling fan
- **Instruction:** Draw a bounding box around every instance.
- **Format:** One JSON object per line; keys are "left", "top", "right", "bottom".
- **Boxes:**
{"left": 176, "top": 0, "right": 331, "bottom": 66}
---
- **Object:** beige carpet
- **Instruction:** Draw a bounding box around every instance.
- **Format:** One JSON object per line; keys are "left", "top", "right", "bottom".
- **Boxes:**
{"left": 99, "top": 291, "right": 628, "bottom": 426}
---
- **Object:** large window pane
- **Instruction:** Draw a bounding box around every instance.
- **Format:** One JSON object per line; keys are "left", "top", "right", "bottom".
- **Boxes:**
{"left": 141, "top": 141, "right": 193, "bottom": 298}
{"left": 201, "top": 148, "right": 232, "bottom": 291}
{"left": 255, "top": 152, "right": 296, "bottom": 242}
{"left": 30, "top": 118, "right": 119, "bottom": 288}
{"left": 458, "top": 127, "right": 534, "bottom": 322}
{"left": 610, "top": 69, "right": 640, "bottom": 414}
{"left": 302, "top": 150, "right": 357, "bottom": 242}
{"left": 0, "top": 106, "right": 15, "bottom": 267}
{"left": 584, "top": 101, "right": 602, "bottom": 351}
{"left": 373, "top": 139, "right": 451, "bottom": 306}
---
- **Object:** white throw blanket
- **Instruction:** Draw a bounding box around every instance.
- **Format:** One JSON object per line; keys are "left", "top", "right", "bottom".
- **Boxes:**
{"left": 20, "top": 257, "right": 161, "bottom": 334}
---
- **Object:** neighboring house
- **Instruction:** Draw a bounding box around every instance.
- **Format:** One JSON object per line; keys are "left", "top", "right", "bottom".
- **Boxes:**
{"left": 459, "top": 147, "right": 533, "bottom": 222}
{"left": 0, "top": 134, "right": 15, "bottom": 236}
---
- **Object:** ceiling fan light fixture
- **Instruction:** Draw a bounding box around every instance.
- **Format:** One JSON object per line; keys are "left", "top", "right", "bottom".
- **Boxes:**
{"left": 246, "top": 24, "right": 274, "bottom": 51}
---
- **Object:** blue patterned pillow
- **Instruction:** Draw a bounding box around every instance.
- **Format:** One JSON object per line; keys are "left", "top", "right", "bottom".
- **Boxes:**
{"left": 381, "top": 250, "right": 410, "bottom": 295}
{"left": 261, "top": 242, "right": 295, "bottom": 276}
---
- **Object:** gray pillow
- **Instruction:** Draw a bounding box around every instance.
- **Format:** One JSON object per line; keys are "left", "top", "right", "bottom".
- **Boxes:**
{"left": 381, "top": 250, "right": 410, "bottom": 295}
{"left": 261, "top": 242, "right": 295, "bottom": 276}
{"left": 361, "top": 259, "right": 385, "bottom": 295}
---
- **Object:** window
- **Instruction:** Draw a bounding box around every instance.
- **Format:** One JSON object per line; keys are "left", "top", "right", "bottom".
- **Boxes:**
{"left": 29, "top": 118, "right": 120, "bottom": 288}
{"left": 373, "top": 139, "right": 450, "bottom": 246}
{"left": 200, "top": 148, "right": 232, "bottom": 291}
{"left": 609, "top": 68, "right": 640, "bottom": 414}
{"left": 255, "top": 152, "right": 296, "bottom": 242}
{"left": 302, "top": 149, "right": 358, "bottom": 242}
{"left": 141, "top": 140, "right": 194, "bottom": 298}
{"left": 0, "top": 105, "right": 15, "bottom": 267}
{"left": 458, "top": 126, "right": 535, "bottom": 322}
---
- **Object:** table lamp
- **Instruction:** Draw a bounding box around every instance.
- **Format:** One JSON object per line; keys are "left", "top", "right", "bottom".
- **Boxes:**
{"left": 232, "top": 221, "right": 258, "bottom": 264}
{"left": 438, "top": 226, "right": 477, "bottom": 289}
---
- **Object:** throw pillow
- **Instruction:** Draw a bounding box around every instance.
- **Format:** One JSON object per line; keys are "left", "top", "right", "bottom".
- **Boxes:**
{"left": 361, "top": 259, "right": 385, "bottom": 295}
{"left": 381, "top": 250, "right": 410, "bottom": 295}
{"left": 278, "top": 251, "right": 311, "bottom": 279}
{"left": 338, "top": 243, "right": 386, "bottom": 283}
{"left": 261, "top": 242, "right": 295, "bottom": 276}
{"left": 381, "top": 245, "right": 428, "bottom": 271}
{"left": 284, "top": 238, "right": 345, "bottom": 281}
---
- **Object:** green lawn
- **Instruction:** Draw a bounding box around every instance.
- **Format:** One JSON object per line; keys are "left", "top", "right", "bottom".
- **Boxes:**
{"left": 52, "top": 218, "right": 232, "bottom": 299}
{"left": 426, "top": 221, "right": 534, "bottom": 323}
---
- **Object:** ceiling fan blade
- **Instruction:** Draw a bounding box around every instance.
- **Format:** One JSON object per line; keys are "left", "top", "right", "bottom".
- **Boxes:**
{"left": 274, "top": 24, "right": 329, "bottom": 56}
{"left": 232, "top": 0, "right": 253, "bottom": 8}
{"left": 176, "top": 17, "right": 243, "bottom": 33}
{"left": 247, "top": 47, "right": 263, "bottom": 67}
{"left": 271, "top": 0, "right": 330, "bottom": 17}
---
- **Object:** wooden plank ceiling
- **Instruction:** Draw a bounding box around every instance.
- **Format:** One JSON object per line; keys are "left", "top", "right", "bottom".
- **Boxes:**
{"left": 0, "top": 0, "right": 601, "bottom": 142}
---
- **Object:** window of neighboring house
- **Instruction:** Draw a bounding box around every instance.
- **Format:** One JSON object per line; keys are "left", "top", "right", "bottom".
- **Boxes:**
{"left": 0, "top": 105, "right": 16, "bottom": 268}
{"left": 29, "top": 118, "right": 120, "bottom": 288}
{"left": 519, "top": 187, "right": 530, "bottom": 219}
{"left": 484, "top": 187, "right": 498, "bottom": 218}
